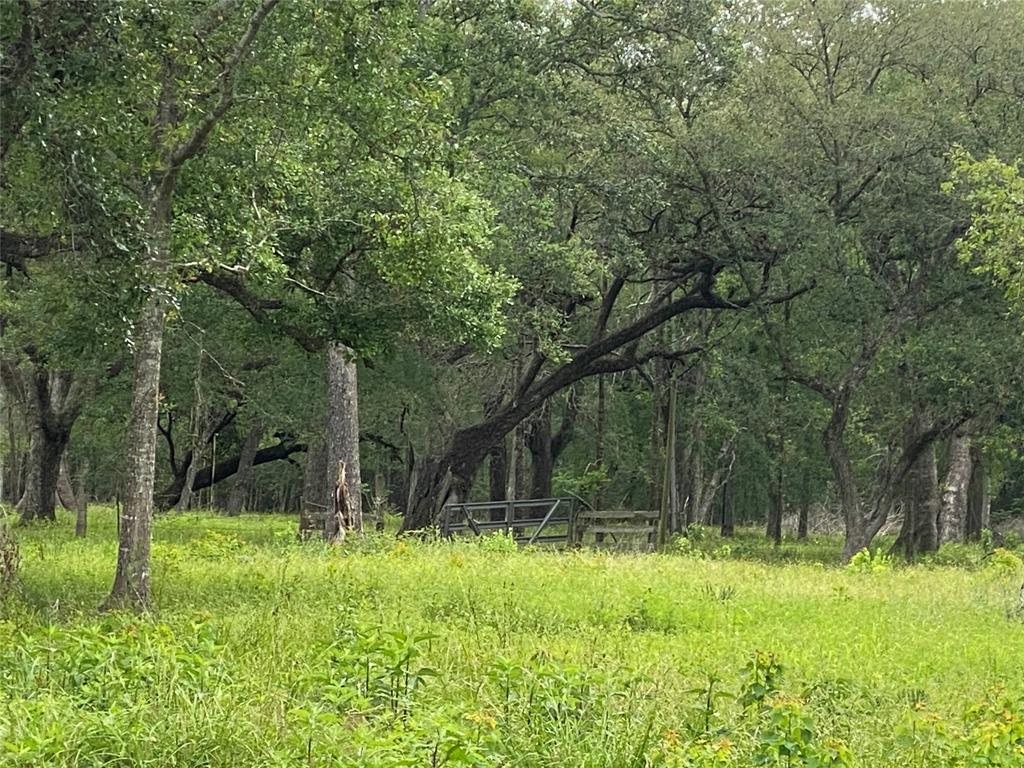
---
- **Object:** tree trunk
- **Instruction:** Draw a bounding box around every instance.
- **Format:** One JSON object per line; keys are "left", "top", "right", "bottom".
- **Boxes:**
{"left": 893, "top": 409, "right": 940, "bottom": 560}
{"left": 74, "top": 465, "right": 88, "bottom": 538}
{"left": 105, "top": 284, "right": 166, "bottom": 611}
{"left": 3, "top": 364, "right": 82, "bottom": 523}
{"left": 766, "top": 481, "right": 783, "bottom": 545}
{"left": 595, "top": 373, "right": 606, "bottom": 509}
{"left": 687, "top": 426, "right": 705, "bottom": 527}
{"left": 488, "top": 441, "right": 507, "bottom": 501}
{"left": 939, "top": 430, "right": 972, "bottom": 544}
{"left": 58, "top": 456, "right": 88, "bottom": 537}
{"left": 766, "top": 427, "right": 785, "bottom": 545}
{"left": 175, "top": 450, "right": 202, "bottom": 512}
{"left": 226, "top": 421, "right": 262, "bottom": 516}
{"left": 965, "top": 444, "right": 989, "bottom": 540}
{"left": 17, "top": 422, "right": 66, "bottom": 523}
{"left": 720, "top": 472, "right": 734, "bottom": 537}
{"left": 300, "top": 439, "right": 327, "bottom": 539}
{"left": 658, "top": 379, "right": 678, "bottom": 548}
{"left": 325, "top": 343, "right": 361, "bottom": 539}
{"left": 824, "top": 393, "right": 890, "bottom": 562}
{"left": 527, "top": 410, "right": 554, "bottom": 499}
{"left": 797, "top": 501, "right": 809, "bottom": 540}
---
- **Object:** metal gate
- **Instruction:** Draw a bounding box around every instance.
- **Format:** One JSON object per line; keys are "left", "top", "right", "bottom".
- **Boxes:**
{"left": 440, "top": 498, "right": 574, "bottom": 546}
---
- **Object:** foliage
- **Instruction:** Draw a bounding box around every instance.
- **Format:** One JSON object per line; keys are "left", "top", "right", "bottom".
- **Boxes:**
{"left": 946, "top": 150, "right": 1024, "bottom": 317}
{"left": 846, "top": 549, "right": 894, "bottom": 575}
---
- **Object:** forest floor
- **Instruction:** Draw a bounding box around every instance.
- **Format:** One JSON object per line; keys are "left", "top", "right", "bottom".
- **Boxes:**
{"left": 2, "top": 508, "right": 1023, "bottom": 767}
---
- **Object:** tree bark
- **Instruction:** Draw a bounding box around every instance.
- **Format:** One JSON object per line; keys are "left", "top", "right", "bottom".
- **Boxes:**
{"left": 226, "top": 421, "right": 262, "bottom": 516}
{"left": 595, "top": 373, "right": 606, "bottom": 508}
{"left": 74, "top": 464, "right": 88, "bottom": 538}
{"left": 325, "top": 343, "right": 361, "bottom": 539}
{"left": 58, "top": 455, "right": 88, "bottom": 537}
{"left": 17, "top": 421, "right": 66, "bottom": 523}
{"left": 720, "top": 472, "right": 734, "bottom": 537}
{"left": 695, "top": 438, "right": 735, "bottom": 526}
{"left": 526, "top": 392, "right": 577, "bottom": 500}
{"left": 105, "top": 282, "right": 166, "bottom": 610}
{"left": 2, "top": 364, "right": 82, "bottom": 523}
{"left": 797, "top": 501, "right": 809, "bottom": 540}
{"left": 488, "top": 441, "right": 507, "bottom": 501}
{"left": 767, "top": 387, "right": 786, "bottom": 545}
{"left": 939, "top": 430, "right": 972, "bottom": 544}
{"left": 893, "top": 408, "right": 940, "bottom": 560}
{"left": 175, "top": 451, "right": 202, "bottom": 512}
{"left": 965, "top": 444, "right": 989, "bottom": 540}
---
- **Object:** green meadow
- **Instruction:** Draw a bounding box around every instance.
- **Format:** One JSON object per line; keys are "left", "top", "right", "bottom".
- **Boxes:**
{"left": 2, "top": 509, "right": 1023, "bottom": 767}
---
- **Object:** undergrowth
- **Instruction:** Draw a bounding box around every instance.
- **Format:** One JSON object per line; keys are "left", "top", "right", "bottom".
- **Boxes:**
{"left": 1, "top": 508, "right": 1022, "bottom": 766}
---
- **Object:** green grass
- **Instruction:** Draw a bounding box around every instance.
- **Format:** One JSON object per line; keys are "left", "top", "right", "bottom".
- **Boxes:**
{"left": 1, "top": 508, "right": 1023, "bottom": 766}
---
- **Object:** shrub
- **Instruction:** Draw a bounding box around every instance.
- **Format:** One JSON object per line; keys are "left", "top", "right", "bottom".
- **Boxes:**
{"left": 847, "top": 548, "right": 892, "bottom": 574}
{"left": 986, "top": 547, "right": 1024, "bottom": 576}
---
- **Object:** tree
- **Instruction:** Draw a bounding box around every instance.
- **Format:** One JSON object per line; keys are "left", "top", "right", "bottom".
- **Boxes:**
{"left": 947, "top": 152, "right": 1024, "bottom": 316}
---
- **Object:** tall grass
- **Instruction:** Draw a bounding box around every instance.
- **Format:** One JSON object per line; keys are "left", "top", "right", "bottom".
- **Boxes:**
{"left": 1, "top": 508, "right": 1022, "bottom": 766}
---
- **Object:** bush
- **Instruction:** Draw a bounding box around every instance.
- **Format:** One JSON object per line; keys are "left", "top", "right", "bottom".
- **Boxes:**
{"left": 986, "top": 547, "right": 1024, "bottom": 576}
{"left": 847, "top": 548, "right": 892, "bottom": 574}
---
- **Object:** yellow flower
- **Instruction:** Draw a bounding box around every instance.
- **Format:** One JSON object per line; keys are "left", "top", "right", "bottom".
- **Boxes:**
{"left": 464, "top": 710, "right": 497, "bottom": 729}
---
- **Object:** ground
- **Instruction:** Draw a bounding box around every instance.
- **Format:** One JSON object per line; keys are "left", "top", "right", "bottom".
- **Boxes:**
{"left": 1, "top": 509, "right": 1022, "bottom": 767}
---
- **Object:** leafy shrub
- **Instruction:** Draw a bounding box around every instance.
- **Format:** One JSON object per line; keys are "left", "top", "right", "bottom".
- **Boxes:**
{"left": 899, "top": 690, "right": 1024, "bottom": 766}
{"left": 672, "top": 535, "right": 705, "bottom": 559}
{"left": 986, "top": 547, "right": 1024, "bottom": 575}
{"left": 847, "top": 548, "right": 892, "bottom": 574}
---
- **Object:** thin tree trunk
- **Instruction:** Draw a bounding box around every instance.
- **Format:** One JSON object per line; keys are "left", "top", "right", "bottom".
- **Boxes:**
{"left": 658, "top": 379, "right": 678, "bottom": 548}
{"left": 105, "top": 283, "right": 166, "bottom": 610}
{"left": 720, "top": 472, "right": 734, "bottom": 537}
{"left": 595, "top": 373, "right": 606, "bottom": 509}
{"left": 176, "top": 451, "right": 202, "bottom": 512}
{"left": 688, "top": 425, "right": 705, "bottom": 527}
{"left": 767, "top": 388, "right": 785, "bottom": 545}
{"left": 325, "top": 343, "right": 361, "bottom": 539}
{"left": 59, "top": 455, "right": 89, "bottom": 537}
{"left": 939, "top": 430, "right": 972, "bottom": 544}
{"left": 797, "top": 501, "right": 809, "bottom": 540}
{"left": 225, "top": 421, "right": 262, "bottom": 516}
{"left": 488, "top": 441, "right": 507, "bottom": 501}
{"left": 74, "top": 463, "right": 88, "bottom": 538}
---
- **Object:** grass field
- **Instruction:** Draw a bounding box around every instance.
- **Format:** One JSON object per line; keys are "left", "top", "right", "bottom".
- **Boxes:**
{"left": 1, "top": 508, "right": 1023, "bottom": 767}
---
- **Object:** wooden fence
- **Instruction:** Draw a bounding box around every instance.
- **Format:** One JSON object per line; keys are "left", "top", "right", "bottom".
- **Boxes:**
{"left": 573, "top": 509, "right": 659, "bottom": 550}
